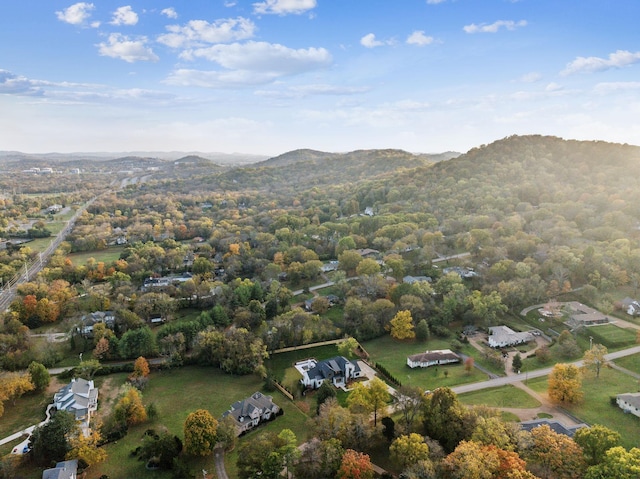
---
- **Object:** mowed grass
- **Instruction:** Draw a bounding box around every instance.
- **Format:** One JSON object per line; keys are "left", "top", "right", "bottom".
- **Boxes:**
{"left": 525, "top": 368, "right": 640, "bottom": 449}
{"left": 458, "top": 385, "right": 541, "bottom": 409}
{"left": 67, "top": 246, "right": 125, "bottom": 266}
{"left": 612, "top": 352, "right": 640, "bottom": 373}
{"left": 266, "top": 344, "right": 341, "bottom": 380}
{"left": 361, "top": 335, "right": 487, "bottom": 390}
{"left": 586, "top": 324, "right": 637, "bottom": 350}
{"left": 88, "top": 366, "right": 310, "bottom": 479}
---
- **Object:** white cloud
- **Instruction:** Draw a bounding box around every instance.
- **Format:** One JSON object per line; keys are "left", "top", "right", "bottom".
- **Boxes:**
{"left": 360, "top": 33, "right": 395, "bottom": 48}
{"left": 594, "top": 82, "right": 640, "bottom": 93}
{"left": 110, "top": 6, "right": 139, "bottom": 26}
{"left": 406, "top": 31, "right": 434, "bottom": 46}
{"left": 545, "top": 82, "right": 562, "bottom": 92}
{"left": 161, "top": 8, "right": 178, "bottom": 19}
{"left": 253, "top": 0, "right": 316, "bottom": 15}
{"left": 561, "top": 50, "right": 640, "bottom": 75}
{"left": 426, "top": 0, "right": 446, "bottom": 4}
{"left": 0, "top": 70, "right": 43, "bottom": 96}
{"left": 167, "top": 41, "right": 332, "bottom": 88}
{"left": 55, "top": 2, "right": 95, "bottom": 25}
{"left": 463, "top": 20, "right": 527, "bottom": 34}
{"left": 255, "top": 84, "right": 369, "bottom": 98}
{"left": 180, "top": 41, "right": 331, "bottom": 73}
{"left": 97, "top": 34, "right": 159, "bottom": 63}
{"left": 157, "top": 18, "right": 256, "bottom": 49}
{"left": 519, "top": 72, "right": 542, "bottom": 83}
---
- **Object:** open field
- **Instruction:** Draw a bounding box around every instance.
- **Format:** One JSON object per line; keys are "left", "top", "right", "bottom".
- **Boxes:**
{"left": 458, "top": 385, "right": 541, "bottom": 409}
{"left": 525, "top": 368, "right": 640, "bottom": 449}
{"left": 586, "top": 323, "right": 637, "bottom": 350}
{"left": 67, "top": 246, "right": 125, "bottom": 266}
{"left": 612, "top": 352, "right": 640, "bottom": 373}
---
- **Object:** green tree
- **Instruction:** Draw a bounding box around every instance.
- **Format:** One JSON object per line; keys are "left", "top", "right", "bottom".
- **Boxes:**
{"left": 583, "top": 344, "right": 608, "bottom": 379}
{"left": 548, "top": 363, "right": 583, "bottom": 404}
{"left": 119, "top": 326, "right": 157, "bottom": 359}
{"left": 294, "top": 438, "right": 344, "bottom": 479}
{"left": 29, "top": 410, "right": 77, "bottom": 466}
{"left": 28, "top": 361, "right": 50, "bottom": 392}
{"left": 356, "top": 258, "right": 381, "bottom": 276}
{"left": 338, "top": 250, "right": 363, "bottom": 276}
{"left": 184, "top": 409, "right": 218, "bottom": 456}
{"left": 337, "top": 337, "right": 360, "bottom": 358}
{"left": 389, "top": 310, "right": 415, "bottom": 340}
{"left": 422, "top": 387, "right": 475, "bottom": 453}
{"left": 584, "top": 446, "right": 640, "bottom": 479}
{"left": 396, "top": 385, "right": 424, "bottom": 432}
{"left": 512, "top": 353, "right": 523, "bottom": 373}
{"left": 415, "top": 319, "right": 430, "bottom": 342}
{"left": 573, "top": 424, "right": 621, "bottom": 466}
{"left": 390, "top": 433, "right": 431, "bottom": 470}
{"left": 316, "top": 379, "right": 337, "bottom": 414}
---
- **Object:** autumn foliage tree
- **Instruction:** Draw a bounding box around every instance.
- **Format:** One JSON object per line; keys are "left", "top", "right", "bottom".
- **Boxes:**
{"left": 0, "top": 371, "right": 35, "bottom": 416}
{"left": 114, "top": 386, "right": 147, "bottom": 427}
{"left": 548, "top": 363, "right": 583, "bottom": 404}
{"left": 582, "top": 344, "right": 608, "bottom": 379}
{"left": 337, "top": 449, "right": 374, "bottom": 479}
{"left": 524, "top": 424, "right": 586, "bottom": 479}
{"left": 389, "top": 433, "right": 431, "bottom": 470}
{"left": 184, "top": 409, "right": 218, "bottom": 456}
{"left": 388, "top": 310, "right": 415, "bottom": 340}
{"left": 346, "top": 377, "right": 390, "bottom": 426}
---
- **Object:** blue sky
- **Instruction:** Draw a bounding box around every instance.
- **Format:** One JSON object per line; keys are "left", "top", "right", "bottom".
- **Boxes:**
{"left": 1, "top": 0, "right": 639, "bottom": 155}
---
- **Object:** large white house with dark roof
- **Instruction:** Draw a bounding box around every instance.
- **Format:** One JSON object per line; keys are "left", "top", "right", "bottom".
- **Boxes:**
{"left": 488, "top": 326, "right": 534, "bottom": 348}
{"left": 221, "top": 391, "right": 280, "bottom": 434}
{"left": 295, "top": 356, "right": 363, "bottom": 389}
{"left": 42, "top": 460, "right": 77, "bottom": 479}
{"left": 53, "top": 378, "right": 98, "bottom": 426}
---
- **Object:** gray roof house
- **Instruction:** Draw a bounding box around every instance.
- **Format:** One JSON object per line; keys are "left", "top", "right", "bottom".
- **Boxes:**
{"left": 222, "top": 392, "right": 280, "bottom": 434}
{"left": 520, "top": 419, "right": 587, "bottom": 437}
{"left": 79, "top": 311, "right": 115, "bottom": 338}
{"left": 42, "top": 459, "right": 78, "bottom": 479}
{"left": 617, "top": 392, "right": 640, "bottom": 418}
{"left": 295, "top": 356, "right": 363, "bottom": 389}
{"left": 53, "top": 378, "right": 98, "bottom": 425}
{"left": 488, "top": 326, "right": 534, "bottom": 348}
{"left": 407, "top": 349, "right": 461, "bottom": 368}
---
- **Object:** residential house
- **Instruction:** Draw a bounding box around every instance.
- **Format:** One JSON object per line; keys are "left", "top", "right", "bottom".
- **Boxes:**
{"left": 620, "top": 297, "right": 640, "bottom": 316}
{"left": 520, "top": 420, "right": 586, "bottom": 437}
{"left": 488, "top": 326, "right": 534, "bottom": 348}
{"left": 53, "top": 378, "right": 98, "bottom": 426}
{"left": 407, "top": 349, "right": 461, "bottom": 368}
{"left": 42, "top": 460, "right": 78, "bottom": 479}
{"left": 402, "top": 275, "right": 432, "bottom": 285}
{"left": 295, "top": 356, "right": 363, "bottom": 389}
{"left": 355, "top": 248, "right": 380, "bottom": 259}
{"left": 222, "top": 392, "right": 280, "bottom": 434}
{"left": 616, "top": 392, "right": 640, "bottom": 418}
{"left": 565, "top": 301, "right": 610, "bottom": 326}
{"left": 78, "top": 311, "right": 115, "bottom": 338}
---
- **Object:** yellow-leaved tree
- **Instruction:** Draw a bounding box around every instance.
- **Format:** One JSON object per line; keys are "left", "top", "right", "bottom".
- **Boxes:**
{"left": 388, "top": 310, "right": 415, "bottom": 340}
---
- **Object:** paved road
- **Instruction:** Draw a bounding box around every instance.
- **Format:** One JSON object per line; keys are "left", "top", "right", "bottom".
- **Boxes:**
{"left": 213, "top": 447, "right": 229, "bottom": 479}
{"left": 452, "top": 344, "right": 640, "bottom": 394}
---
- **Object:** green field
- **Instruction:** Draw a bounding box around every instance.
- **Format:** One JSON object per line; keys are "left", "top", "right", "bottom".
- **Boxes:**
{"left": 67, "top": 246, "right": 125, "bottom": 266}
{"left": 361, "top": 335, "right": 487, "bottom": 390}
{"left": 88, "top": 366, "right": 309, "bottom": 479}
{"left": 612, "top": 353, "right": 640, "bottom": 373}
{"left": 526, "top": 368, "right": 640, "bottom": 449}
{"left": 459, "top": 385, "right": 541, "bottom": 409}
{"left": 584, "top": 324, "right": 637, "bottom": 350}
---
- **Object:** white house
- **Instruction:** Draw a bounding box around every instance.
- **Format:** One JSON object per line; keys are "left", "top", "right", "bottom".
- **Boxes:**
{"left": 42, "top": 460, "right": 77, "bottom": 479}
{"left": 407, "top": 349, "right": 461, "bottom": 368}
{"left": 53, "top": 378, "right": 98, "bottom": 425}
{"left": 222, "top": 391, "right": 280, "bottom": 434}
{"left": 488, "top": 326, "right": 534, "bottom": 348}
{"left": 616, "top": 392, "right": 640, "bottom": 418}
{"left": 295, "top": 356, "right": 363, "bottom": 389}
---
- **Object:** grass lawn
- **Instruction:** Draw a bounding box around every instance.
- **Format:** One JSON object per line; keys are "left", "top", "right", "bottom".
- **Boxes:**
{"left": 612, "top": 352, "right": 640, "bottom": 373}
{"left": 584, "top": 324, "right": 637, "bottom": 350}
{"left": 459, "top": 385, "right": 541, "bottom": 409}
{"left": 67, "top": 246, "right": 125, "bottom": 266}
{"left": 26, "top": 237, "right": 55, "bottom": 253}
{"left": 266, "top": 344, "right": 341, "bottom": 380}
{"left": 87, "top": 366, "right": 310, "bottom": 479}
{"left": 525, "top": 368, "right": 640, "bottom": 449}
{"left": 362, "top": 336, "right": 487, "bottom": 390}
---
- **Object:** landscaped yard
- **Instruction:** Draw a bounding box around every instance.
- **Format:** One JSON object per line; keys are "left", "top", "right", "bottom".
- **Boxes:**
{"left": 362, "top": 335, "right": 487, "bottom": 390}
{"left": 87, "top": 365, "right": 310, "bottom": 479}
{"left": 612, "top": 352, "right": 640, "bottom": 373}
{"left": 525, "top": 368, "right": 640, "bottom": 449}
{"left": 585, "top": 323, "right": 637, "bottom": 350}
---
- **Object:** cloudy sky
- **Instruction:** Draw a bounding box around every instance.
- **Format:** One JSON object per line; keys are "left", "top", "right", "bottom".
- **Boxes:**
{"left": 1, "top": 0, "right": 639, "bottom": 155}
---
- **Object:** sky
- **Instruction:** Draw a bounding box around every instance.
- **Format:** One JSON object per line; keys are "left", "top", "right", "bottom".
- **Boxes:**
{"left": 1, "top": 0, "right": 639, "bottom": 156}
